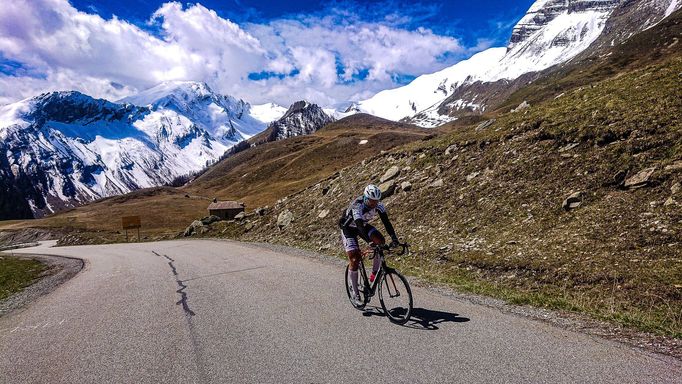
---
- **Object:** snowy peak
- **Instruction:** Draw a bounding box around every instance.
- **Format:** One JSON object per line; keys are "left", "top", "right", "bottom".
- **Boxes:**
{"left": 122, "top": 81, "right": 273, "bottom": 142}
{"left": 354, "top": 48, "right": 507, "bottom": 125}
{"left": 353, "top": 0, "right": 629, "bottom": 127}
{"left": 121, "top": 81, "right": 245, "bottom": 124}
{"left": 249, "top": 103, "right": 288, "bottom": 124}
{"left": 497, "top": 0, "right": 618, "bottom": 80}
{"left": 268, "top": 101, "right": 335, "bottom": 141}
{"left": 281, "top": 100, "right": 312, "bottom": 119}
{"left": 509, "top": 1, "right": 620, "bottom": 50}
{"left": 118, "top": 81, "right": 214, "bottom": 107}
{"left": 25, "top": 91, "right": 131, "bottom": 124}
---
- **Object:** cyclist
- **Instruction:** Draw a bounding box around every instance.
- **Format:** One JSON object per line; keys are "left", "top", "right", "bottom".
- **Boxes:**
{"left": 339, "top": 184, "right": 400, "bottom": 304}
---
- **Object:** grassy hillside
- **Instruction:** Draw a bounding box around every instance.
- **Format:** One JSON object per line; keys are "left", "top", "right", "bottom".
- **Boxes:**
{"left": 185, "top": 114, "right": 430, "bottom": 208}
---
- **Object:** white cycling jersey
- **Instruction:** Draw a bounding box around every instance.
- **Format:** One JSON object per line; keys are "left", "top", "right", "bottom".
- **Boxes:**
{"left": 341, "top": 195, "right": 386, "bottom": 228}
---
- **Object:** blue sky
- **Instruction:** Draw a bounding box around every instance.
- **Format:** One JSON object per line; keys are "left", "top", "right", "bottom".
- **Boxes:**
{"left": 0, "top": 0, "right": 536, "bottom": 106}
{"left": 71, "top": 0, "right": 534, "bottom": 47}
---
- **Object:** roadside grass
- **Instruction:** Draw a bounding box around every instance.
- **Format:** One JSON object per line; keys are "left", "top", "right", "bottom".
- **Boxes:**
{"left": 0, "top": 257, "right": 48, "bottom": 301}
{"left": 394, "top": 254, "right": 682, "bottom": 338}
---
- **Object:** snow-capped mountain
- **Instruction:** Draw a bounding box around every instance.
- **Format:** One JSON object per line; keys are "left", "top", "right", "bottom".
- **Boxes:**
{"left": 576, "top": 0, "right": 682, "bottom": 55}
{"left": 0, "top": 82, "right": 285, "bottom": 219}
{"left": 118, "top": 81, "right": 271, "bottom": 142}
{"left": 354, "top": 0, "right": 681, "bottom": 127}
{"left": 249, "top": 103, "right": 289, "bottom": 125}
{"left": 267, "top": 101, "right": 335, "bottom": 141}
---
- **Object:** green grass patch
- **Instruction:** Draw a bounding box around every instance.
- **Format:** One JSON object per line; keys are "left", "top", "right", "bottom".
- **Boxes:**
{"left": 0, "top": 257, "right": 48, "bottom": 301}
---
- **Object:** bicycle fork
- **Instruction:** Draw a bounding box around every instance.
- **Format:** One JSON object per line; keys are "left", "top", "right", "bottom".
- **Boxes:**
{"left": 383, "top": 272, "right": 402, "bottom": 298}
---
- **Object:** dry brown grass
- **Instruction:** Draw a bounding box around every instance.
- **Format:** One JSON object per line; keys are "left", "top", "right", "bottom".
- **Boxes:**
{"left": 0, "top": 115, "right": 430, "bottom": 240}
{"left": 186, "top": 114, "right": 430, "bottom": 208}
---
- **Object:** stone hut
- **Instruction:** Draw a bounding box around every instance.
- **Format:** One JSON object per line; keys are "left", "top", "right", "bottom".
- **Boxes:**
{"left": 208, "top": 201, "right": 245, "bottom": 220}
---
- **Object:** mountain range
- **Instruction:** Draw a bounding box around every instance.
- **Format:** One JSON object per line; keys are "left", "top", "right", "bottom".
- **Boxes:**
{"left": 0, "top": 0, "right": 680, "bottom": 220}
{"left": 0, "top": 82, "right": 290, "bottom": 219}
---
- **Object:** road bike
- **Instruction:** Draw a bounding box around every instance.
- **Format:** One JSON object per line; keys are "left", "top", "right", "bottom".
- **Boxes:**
{"left": 344, "top": 242, "right": 413, "bottom": 324}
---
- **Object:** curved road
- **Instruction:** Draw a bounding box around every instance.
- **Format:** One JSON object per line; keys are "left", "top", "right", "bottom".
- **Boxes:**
{"left": 1, "top": 240, "right": 679, "bottom": 383}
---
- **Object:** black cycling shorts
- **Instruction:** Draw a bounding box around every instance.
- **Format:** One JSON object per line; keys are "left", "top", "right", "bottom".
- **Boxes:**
{"left": 340, "top": 225, "right": 379, "bottom": 252}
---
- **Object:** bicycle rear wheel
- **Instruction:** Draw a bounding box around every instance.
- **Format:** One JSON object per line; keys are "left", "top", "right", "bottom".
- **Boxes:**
{"left": 378, "top": 270, "right": 412, "bottom": 324}
{"left": 345, "top": 265, "right": 368, "bottom": 309}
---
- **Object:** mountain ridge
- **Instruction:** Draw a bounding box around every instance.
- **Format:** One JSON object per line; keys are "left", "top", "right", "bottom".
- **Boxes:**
{"left": 0, "top": 84, "right": 284, "bottom": 219}
{"left": 353, "top": 0, "right": 682, "bottom": 127}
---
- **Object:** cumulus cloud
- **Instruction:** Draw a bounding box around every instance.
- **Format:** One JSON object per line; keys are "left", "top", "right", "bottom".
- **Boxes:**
{"left": 0, "top": 0, "right": 470, "bottom": 107}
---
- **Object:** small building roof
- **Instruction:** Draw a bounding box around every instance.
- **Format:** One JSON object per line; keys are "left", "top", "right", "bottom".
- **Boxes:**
{"left": 208, "top": 201, "right": 245, "bottom": 210}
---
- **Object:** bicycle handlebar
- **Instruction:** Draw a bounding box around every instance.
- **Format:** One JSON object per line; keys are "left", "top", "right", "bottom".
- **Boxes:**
{"left": 371, "top": 242, "right": 410, "bottom": 256}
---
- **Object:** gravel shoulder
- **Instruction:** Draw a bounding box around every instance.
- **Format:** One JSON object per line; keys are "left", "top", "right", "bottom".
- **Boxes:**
{"left": 0, "top": 251, "right": 84, "bottom": 317}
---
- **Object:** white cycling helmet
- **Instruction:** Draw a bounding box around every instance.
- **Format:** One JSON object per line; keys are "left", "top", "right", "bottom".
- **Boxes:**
{"left": 364, "top": 184, "right": 382, "bottom": 200}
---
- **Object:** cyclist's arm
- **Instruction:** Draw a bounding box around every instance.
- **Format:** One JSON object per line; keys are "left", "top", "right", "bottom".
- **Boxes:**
{"left": 350, "top": 199, "right": 372, "bottom": 243}
{"left": 378, "top": 211, "right": 399, "bottom": 243}
{"left": 354, "top": 218, "right": 372, "bottom": 243}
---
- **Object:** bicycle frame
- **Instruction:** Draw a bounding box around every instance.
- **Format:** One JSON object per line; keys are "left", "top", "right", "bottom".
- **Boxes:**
{"left": 358, "top": 245, "right": 404, "bottom": 300}
{"left": 357, "top": 253, "right": 381, "bottom": 298}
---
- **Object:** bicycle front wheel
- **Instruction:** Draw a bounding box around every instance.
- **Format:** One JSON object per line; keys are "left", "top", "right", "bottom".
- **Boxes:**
{"left": 378, "top": 270, "right": 413, "bottom": 324}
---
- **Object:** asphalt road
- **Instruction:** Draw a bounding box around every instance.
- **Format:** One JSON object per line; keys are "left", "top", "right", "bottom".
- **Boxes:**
{"left": 1, "top": 240, "right": 680, "bottom": 383}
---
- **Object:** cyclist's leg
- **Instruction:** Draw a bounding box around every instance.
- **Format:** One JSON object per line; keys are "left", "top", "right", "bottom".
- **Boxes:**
{"left": 342, "top": 232, "right": 362, "bottom": 297}
{"left": 367, "top": 225, "right": 386, "bottom": 245}
{"left": 367, "top": 226, "right": 385, "bottom": 275}
{"left": 347, "top": 249, "right": 362, "bottom": 297}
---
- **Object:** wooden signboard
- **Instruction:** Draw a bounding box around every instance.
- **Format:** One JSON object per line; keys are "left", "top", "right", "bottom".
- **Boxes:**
{"left": 121, "top": 216, "right": 141, "bottom": 242}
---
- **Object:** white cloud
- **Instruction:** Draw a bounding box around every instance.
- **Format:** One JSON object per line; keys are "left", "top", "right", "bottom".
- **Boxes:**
{"left": 0, "top": 0, "right": 467, "bottom": 107}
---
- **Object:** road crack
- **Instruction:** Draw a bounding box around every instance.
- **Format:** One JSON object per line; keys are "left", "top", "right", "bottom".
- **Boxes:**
{"left": 153, "top": 251, "right": 195, "bottom": 317}
{"left": 151, "top": 251, "right": 206, "bottom": 381}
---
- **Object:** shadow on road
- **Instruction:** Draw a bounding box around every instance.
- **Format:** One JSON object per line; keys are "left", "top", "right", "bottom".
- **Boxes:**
{"left": 362, "top": 306, "right": 470, "bottom": 330}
